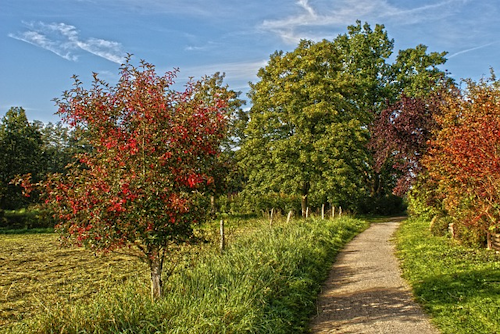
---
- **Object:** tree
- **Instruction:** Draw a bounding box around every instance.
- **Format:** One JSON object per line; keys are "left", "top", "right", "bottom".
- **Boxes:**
{"left": 423, "top": 76, "right": 500, "bottom": 245}
{"left": 0, "top": 107, "right": 44, "bottom": 209}
{"left": 40, "top": 122, "right": 83, "bottom": 175}
{"left": 369, "top": 94, "right": 441, "bottom": 196}
{"left": 240, "top": 39, "right": 370, "bottom": 215}
{"left": 368, "top": 41, "right": 450, "bottom": 198}
{"left": 22, "top": 58, "right": 230, "bottom": 299}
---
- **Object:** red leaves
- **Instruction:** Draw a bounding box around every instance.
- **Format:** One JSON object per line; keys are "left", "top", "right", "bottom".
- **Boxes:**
{"left": 370, "top": 94, "right": 440, "bottom": 195}
{"left": 42, "top": 57, "right": 230, "bottom": 258}
{"left": 422, "top": 78, "right": 500, "bottom": 232}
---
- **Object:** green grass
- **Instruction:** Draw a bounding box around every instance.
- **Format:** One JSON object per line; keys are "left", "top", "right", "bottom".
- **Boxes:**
{"left": 4, "top": 216, "right": 368, "bottom": 333}
{"left": 395, "top": 217, "right": 500, "bottom": 334}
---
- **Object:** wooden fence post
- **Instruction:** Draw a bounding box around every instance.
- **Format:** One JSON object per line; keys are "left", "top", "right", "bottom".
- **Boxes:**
{"left": 339, "top": 206, "right": 342, "bottom": 218}
{"left": 220, "top": 219, "right": 225, "bottom": 252}
{"left": 331, "top": 205, "right": 335, "bottom": 219}
{"left": 287, "top": 210, "right": 293, "bottom": 224}
{"left": 270, "top": 208, "right": 274, "bottom": 227}
{"left": 306, "top": 207, "right": 309, "bottom": 219}
{"left": 321, "top": 204, "right": 325, "bottom": 220}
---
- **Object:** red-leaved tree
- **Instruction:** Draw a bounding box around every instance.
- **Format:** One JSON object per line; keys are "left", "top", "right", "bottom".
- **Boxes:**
{"left": 22, "top": 58, "right": 230, "bottom": 299}
{"left": 370, "top": 94, "right": 440, "bottom": 196}
{"left": 424, "top": 78, "right": 500, "bottom": 245}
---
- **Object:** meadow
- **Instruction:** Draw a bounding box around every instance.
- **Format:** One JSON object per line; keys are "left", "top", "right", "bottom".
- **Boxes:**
{"left": 1, "top": 215, "right": 368, "bottom": 333}
{"left": 396, "top": 218, "right": 500, "bottom": 334}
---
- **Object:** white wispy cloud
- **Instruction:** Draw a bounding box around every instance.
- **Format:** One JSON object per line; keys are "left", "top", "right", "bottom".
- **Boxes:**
{"left": 261, "top": 0, "right": 468, "bottom": 44}
{"left": 448, "top": 42, "right": 497, "bottom": 59}
{"left": 174, "top": 59, "right": 267, "bottom": 93}
{"left": 180, "top": 60, "right": 266, "bottom": 80}
{"left": 9, "top": 22, "right": 125, "bottom": 63}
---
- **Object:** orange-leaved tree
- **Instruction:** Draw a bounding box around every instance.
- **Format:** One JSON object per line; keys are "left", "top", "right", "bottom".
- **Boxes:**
{"left": 424, "top": 77, "right": 500, "bottom": 245}
{"left": 22, "top": 58, "right": 230, "bottom": 299}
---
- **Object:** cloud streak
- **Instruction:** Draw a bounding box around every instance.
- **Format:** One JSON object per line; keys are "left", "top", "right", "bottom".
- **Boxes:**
{"left": 447, "top": 42, "right": 497, "bottom": 59}
{"left": 261, "top": 0, "right": 468, "bottom": 44}
{"left": 9, "top": 22, "right": 125, "bottom": 63}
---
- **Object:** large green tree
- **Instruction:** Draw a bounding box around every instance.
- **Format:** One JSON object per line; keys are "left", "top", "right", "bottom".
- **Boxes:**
{"left": 239, "top": 22, "right": 450, "bottom": 214}
{"left": 240, "top": 39, "right": 370, "bottom": 215}
{"left": 0, "top": 107, "right": 44, "bottom": 209}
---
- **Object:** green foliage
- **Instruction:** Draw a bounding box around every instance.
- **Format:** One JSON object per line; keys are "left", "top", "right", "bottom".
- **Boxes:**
{"left": 396, "top": 218, "right": 500, "bottom": 334}
{"left": 358, "top": 193, "right": 405, "bottom": 215}
{"left": 6, "top": 217, "right": 368, "bottom": 333}
{"left": 0, "top": 209, "right": 55, "bottom": 230}
{"left": 0, "top": 107, "right": 44, "bottom": 209}
{"left": 241, "top": 37, "right": 371, "bottom": 215}
{"left": 428, "top": 215, "right": 450, "bottom": 237}
{"left": 39, "top": 122, "right": 83, "bottom": 174}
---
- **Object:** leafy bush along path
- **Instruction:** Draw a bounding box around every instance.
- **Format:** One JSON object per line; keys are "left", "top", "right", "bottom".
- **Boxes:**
{"left": 310, "top": 217, "right": 439, "bottom": 333}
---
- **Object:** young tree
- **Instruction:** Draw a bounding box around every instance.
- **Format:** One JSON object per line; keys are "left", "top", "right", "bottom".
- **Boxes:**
{"left": 22, "top": 58, "right": 230, "bottom": 299}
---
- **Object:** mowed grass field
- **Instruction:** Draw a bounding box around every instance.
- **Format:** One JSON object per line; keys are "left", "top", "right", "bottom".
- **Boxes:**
{"left": 396, "top": 218, "right": 500, "bottom": 333}
{"left": 0, "top": 233, "right": 149, "bottom": 327}
{"left": 0, "top": 216, "right": 288, "bottom": 330}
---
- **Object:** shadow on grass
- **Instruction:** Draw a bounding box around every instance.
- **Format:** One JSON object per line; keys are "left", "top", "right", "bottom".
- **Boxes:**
{"left": 411, "top": 268, "right": 500, "bottom": 306}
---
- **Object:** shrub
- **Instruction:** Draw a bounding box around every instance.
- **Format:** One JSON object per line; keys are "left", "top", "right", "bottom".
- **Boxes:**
{"left": 429, "top": 215, "right": 451, "bottom": 237}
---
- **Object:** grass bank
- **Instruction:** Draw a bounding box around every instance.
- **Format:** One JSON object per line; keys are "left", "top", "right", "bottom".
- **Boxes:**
{"left": 395, "top": 218, "right": 500, "bottom": 334}
{"left": 5, "top": 216, "right": 368, "bottom": 333}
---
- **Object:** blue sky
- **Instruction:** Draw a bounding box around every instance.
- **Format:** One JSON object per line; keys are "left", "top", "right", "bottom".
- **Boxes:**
{"left": 2, "top": 0, "right": 499, "bottom": 123}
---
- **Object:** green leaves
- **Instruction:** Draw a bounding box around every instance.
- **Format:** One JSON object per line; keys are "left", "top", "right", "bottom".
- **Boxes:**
{"left": 0, "top": 107, "right": 44, "bottom": 209}
{"left": 241, "top": 36, "right": 371, "bottom": 213}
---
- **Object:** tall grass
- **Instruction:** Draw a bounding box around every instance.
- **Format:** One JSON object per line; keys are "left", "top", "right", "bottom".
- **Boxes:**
{"left": 396, "top": 217, "right": 500, "bottom": 334}
{"left": 8, "top": 216, "right": 368, "bottom": 334}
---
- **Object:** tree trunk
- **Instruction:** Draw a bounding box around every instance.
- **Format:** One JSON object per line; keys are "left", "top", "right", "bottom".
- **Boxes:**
{"left": 150, "top": 255, "right": 163, "bottom": 300}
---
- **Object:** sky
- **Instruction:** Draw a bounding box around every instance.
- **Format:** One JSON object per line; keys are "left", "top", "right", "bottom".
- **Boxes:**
{"left": 2, "top": 0, "right": 500, "bottom": 123}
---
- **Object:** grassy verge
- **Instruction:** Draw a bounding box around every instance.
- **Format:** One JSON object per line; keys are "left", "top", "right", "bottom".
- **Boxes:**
{"left": 395, "top": 218, "right": 500, "bottom": 334}
{"left": 5, "top": 216, "right": 368, "bottom": 333}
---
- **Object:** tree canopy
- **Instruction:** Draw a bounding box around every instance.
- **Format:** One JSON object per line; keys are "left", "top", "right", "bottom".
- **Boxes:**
{"left": 239, "top": 21, "right": 449, "bottom": 214}
{"left": 0, "top": 107, "right": 44, "bottom": 209}
{"left": 21, "top": 58, "right": 232, "bottom": 299}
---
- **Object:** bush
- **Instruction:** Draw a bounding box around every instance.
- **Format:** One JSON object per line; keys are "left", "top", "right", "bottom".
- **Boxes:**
{"left": 429, "top": 215, "right": 452, "bottom": 237}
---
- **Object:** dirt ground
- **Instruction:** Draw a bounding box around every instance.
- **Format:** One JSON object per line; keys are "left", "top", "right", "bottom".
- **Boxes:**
{"left": 309, "top": 218, "right": 439, "bottom": 334}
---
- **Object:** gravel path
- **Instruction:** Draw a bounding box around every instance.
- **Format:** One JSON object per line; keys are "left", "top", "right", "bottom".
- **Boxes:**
{"left": 309, "top": 218, "right": 439, "bottom": 334}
